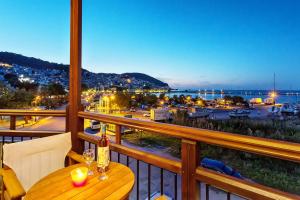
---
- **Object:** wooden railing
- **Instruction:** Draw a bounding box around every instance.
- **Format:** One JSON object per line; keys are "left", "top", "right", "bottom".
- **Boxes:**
{"left": 1, "top": 109, "right": 300, "bottom": 199}
{"left": 78, "top": 111, "right": 300, "bottom": 200}
{"left": 0, "top": 109, "right": 66, "bottom": 117}
{"left": 0, "top": 109, "right": 67, "bottom": 131}
{"left": 0, "top": 109, "right": 67, "bottom": 170}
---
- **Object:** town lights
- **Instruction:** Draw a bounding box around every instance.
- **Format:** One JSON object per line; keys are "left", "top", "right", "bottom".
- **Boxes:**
{"left": 269, "top": 91, "right": 277, "bottom": 98}
{"left": 103, "top": 96, "right": 109, "bottom": 101}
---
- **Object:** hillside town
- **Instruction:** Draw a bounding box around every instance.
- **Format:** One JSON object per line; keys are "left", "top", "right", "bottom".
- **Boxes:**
{"left": 0, "top": 62, "right": 170, "bottom": 90}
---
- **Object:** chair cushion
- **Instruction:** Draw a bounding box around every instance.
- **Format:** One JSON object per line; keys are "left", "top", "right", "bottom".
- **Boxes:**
{"left": 3, "top": 132, "right": 71, "bottom": 191}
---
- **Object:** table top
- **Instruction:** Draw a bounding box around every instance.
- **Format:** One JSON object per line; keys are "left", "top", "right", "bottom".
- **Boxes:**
{"left": 24, "top": 162, "right": 135, "bottom": 200}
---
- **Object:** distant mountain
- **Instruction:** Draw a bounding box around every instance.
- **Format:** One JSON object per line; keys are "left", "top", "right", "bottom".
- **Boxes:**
{"left": 0, "top": 52, "right": 169, "bottom": 88}
{"left": 121, "top": 73, "right": 168, "bottom": 87}
{"left": 0, "top": 52, "right": 68, "bottom": 71}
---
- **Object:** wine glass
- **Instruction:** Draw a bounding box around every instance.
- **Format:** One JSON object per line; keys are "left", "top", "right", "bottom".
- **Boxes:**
{"left": 83, "top": 149, "right": 95, "bottom": 176}
{"left": 98, "top": 163, "right": 108, "bottom": 181}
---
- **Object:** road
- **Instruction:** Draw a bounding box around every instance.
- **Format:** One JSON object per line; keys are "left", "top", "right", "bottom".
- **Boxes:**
{"left": 20, "top": 116, "right": 66, "bottom": 131}
{"left": 17, "top": 115, "right": 106, "bottom": 136}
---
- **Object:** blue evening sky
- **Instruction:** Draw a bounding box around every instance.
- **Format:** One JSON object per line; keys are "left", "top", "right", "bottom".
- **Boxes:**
{"left": 0, "top": 0, "right": 299, "bottom": 89}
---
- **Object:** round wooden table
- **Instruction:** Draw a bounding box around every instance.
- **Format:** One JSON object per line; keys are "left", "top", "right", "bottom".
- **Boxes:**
{"left": 24, "top": 162, "right": 135, "bottom": 200}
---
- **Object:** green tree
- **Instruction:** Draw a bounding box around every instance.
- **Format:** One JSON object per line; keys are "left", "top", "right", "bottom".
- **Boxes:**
{"left": 47, "top": 83, "right": 66, "bottom": 96}
{"left": 143, "top": 94, "right": 158, "bottom": 106}
{"left": 172, "top": 95, "right": 180, "bottom": 104}
{"left": 114, "top": 92, "right": 131, "bottom": 109}
{"left": 159, "top": 93, "right": 165, "bottom": 100}
{"left": 4, "top": 73, "right": 19, "bottom": 87}
{"left": 17, "top": 81, "right": 39, "bottom": 92}
{"left": 10, "top": 89, "right": 34, "bottom": 108}
{"left": 232, "top": 96, "right": 245, "bottom": 105}
{"left": 81, "top": 83, "right": 89, "bottom": 91}
{"left": 0, "top": 82, "right": 12, "bottom": 108}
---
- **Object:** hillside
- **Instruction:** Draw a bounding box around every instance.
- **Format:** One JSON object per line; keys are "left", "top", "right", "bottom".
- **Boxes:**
{"left": 0, "top": 52, "right": 67, "bottom": 71}
{"left": 0, "top": 52, "right": 169, "bottom": 89}
{"left": 121, "top": 73, "right": 168, "bottom": 87}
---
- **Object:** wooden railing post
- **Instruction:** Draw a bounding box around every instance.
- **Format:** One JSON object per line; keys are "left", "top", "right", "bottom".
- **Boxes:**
{"left": 10, "top": 116, "right": 16, "bottom": 130}
{"left": 69, "top": 0, "right": 83, "bottom": 153}
{"left": 115, "top": 124, "right": 121, "bottom": 144}
{"left": 181, "top": 139, "right": 200, "bottom": 200}
{"left": 65, "top": 105, "right": 70, "bottom": 132}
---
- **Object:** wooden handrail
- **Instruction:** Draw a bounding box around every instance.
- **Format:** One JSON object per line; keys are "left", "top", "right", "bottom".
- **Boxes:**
{"left": 0, "top": 109, "right": 66, "bottom": 117}
{"left": 78, "top": 132, "right": 181, "bottom": 174}
{"left": 0, "top": 130, "right": 64, "bottom": 137}
{"left": 195, "top": 167, "right": 300, "bottom": 200}
{"left": 78, "top": 130, "right": 300, "bottom": 199}
{"left": 78, "top": 111, "right": 300, "bottom": 163}
{"left": 0, "top": 109, "right": 299, "bottom": 199}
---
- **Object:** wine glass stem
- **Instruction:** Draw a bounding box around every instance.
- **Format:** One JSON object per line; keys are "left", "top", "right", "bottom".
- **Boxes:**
{"left": 87, "top": 163, "right": 93, "bottom": 175}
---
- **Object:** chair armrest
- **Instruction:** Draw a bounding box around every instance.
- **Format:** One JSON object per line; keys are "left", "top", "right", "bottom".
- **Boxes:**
{"left": 0, "top": 168, "right": 26, "bottom": 200}
{"left": 67, "top": 150, "right": 86, "bottom": 164}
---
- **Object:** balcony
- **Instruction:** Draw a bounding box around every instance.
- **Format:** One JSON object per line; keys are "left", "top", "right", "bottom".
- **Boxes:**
{"left": 0, "top": 108, "right": 300, "bottom": 200}
{"left": 0, "top": 0, "right": 300, "bottom": 199}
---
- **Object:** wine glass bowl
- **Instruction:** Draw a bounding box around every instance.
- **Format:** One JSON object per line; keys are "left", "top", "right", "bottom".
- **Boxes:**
{"left": 83, "top": 149, "right": 95, "bottom": 176}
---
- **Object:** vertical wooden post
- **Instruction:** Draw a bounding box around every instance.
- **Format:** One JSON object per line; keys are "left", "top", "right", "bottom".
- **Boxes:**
{"left": 65, "top": 105, "right": 70, "bottom": 132}
{"left": 10, "top": 116, "right": 16, "bottom": 130}
{"left": 69, "top": 0, "right": 83, "bottom": 153}
{"left": 181, "top": 139, "right": 200, "bottom": 200}
{"left": 115, "top": 124, "right": 121, "bottom": 144}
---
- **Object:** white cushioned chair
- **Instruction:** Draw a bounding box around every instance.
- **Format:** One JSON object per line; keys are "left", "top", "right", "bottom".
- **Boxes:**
{"left": 0, "top": 132, "right": 84, "bottom": 200}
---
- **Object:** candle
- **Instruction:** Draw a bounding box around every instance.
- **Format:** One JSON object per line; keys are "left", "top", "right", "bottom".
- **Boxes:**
{"left": 71, "top": 167, "right": 88, "bottom": 187}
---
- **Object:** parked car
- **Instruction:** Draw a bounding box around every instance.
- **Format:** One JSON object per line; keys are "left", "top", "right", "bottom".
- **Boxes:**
{"left": 90, "top": 120, "right": 100, "bottom": 130}
{"left": 143, "top": 113, "right": 150, "bottom": 117}
{"left": 129, "top": 108, "right": 136, "bottom": 112}
{"left": 201, "top": 158, "right": 244, "bottom": 179}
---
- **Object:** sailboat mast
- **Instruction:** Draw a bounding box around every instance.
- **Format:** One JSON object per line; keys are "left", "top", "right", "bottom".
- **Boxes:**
{"left": 273, "top": 73, "right": 276, "bottom": 93}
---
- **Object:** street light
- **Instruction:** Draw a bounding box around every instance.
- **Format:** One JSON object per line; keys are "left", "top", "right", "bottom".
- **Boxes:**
{"left": 270, "top": 91, "right": 277, "bottom": 98}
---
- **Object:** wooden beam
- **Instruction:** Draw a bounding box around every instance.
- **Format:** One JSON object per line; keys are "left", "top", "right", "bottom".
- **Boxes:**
{"left": 115, "top": 124, "right": 121, "bottom": 144}
{"left": 65, "top": 105, "right": 70, "bottom": 132}
{"left": 0, "top": 110, "right": 65, "bottom": 117}
{"left": 10, "top": 116, "right": 16, "bottom": 130}
{"left": 69, "top": 0, "right": 83, "bottom": 153}
{"left": 195, "top": 167, "right": 300, "bottom": 200}
{"left": 181, "top": 139, "right": 199, "bottom": 200}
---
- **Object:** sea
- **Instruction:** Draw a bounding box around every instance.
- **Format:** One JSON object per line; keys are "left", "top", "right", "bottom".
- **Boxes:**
{"left": 157, "top": 90, "right": 300, "bottom": 104}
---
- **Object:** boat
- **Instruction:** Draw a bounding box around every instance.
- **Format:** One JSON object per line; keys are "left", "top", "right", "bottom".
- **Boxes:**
{"left": 188, "top": 108, "right": 211, "bottom": 118}
{"left": 250, "top": 98, "right": 263, "bottom": 104}
{"left": 264, "top": 98, "right": 275, "bottom": 105}
{"left": 293, "top": 104, "right": 300, "bottom": 115}
{"left": 229, "top": 109, "right": 250, "bottom": 118}
{"left": 280, "top": 103, "right": 295, "bottom": 115}
{"left": 268, "top": 106, "right": 281, "bottom": 114}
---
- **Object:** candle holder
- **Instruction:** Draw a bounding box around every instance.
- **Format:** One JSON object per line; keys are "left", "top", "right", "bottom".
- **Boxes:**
{"left": 70, "top": 167, "right": 88, "bottom": 187}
